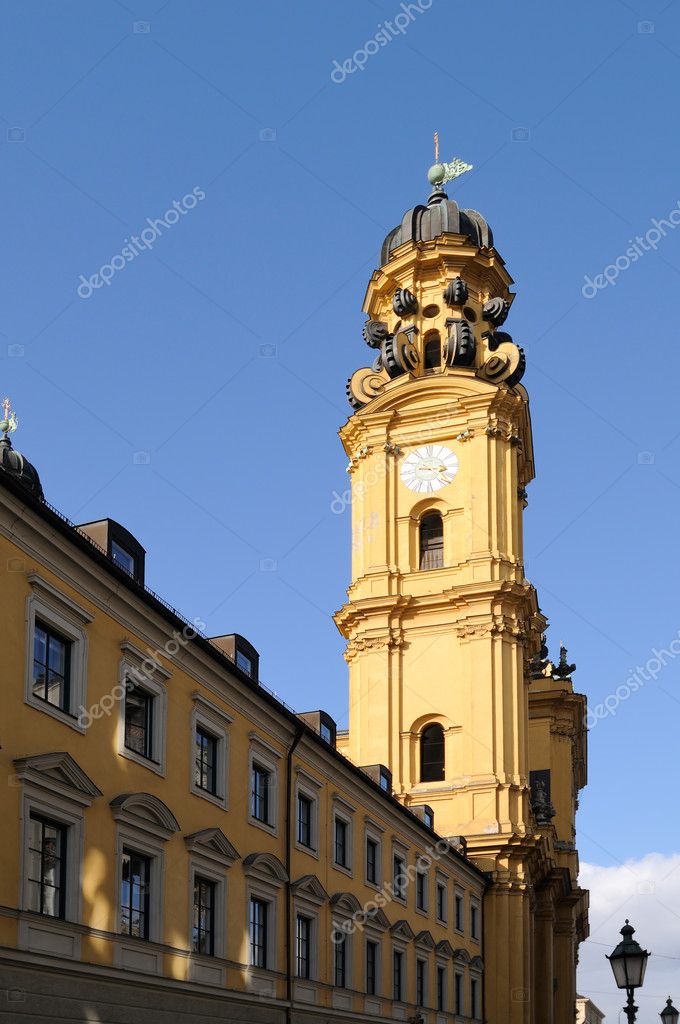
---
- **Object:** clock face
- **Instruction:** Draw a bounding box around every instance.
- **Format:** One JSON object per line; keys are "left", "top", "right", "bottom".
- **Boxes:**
{"left": 400, "top": 444, "right": 459, "bottom": 493}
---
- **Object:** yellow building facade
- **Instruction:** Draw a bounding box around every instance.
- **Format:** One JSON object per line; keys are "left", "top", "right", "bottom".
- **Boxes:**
{"left": 336, "top": 171, "right": 588, "bottom": 1023}
{"left": 0, "top": 431, "right": 486, "bottom": 1020}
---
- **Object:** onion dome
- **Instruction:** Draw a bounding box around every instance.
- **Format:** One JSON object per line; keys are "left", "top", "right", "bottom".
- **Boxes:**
{"left": 0, "top": 398, "right": 44, "bottom": 501}
{"left": 380, "top": 187, "right": 493, "bottom": 266}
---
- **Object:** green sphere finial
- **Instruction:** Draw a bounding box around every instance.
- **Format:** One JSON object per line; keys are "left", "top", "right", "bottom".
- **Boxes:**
{"left": 428, "top": 163, "right": 445, "bottom": 186}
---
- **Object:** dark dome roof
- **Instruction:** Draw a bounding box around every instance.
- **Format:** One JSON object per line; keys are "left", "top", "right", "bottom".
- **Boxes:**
{"left": 380, "top": 187, "right": 493, "bottom": 266}
{"left": 0, "top": 437, "right": 44, "bottom": 500}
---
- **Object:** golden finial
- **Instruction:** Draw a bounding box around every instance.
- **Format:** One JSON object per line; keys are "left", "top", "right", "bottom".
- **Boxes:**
{"left": 434, "top": 130, "right": 439, "bottom": 163}
{"left": 1, "top": 397, "right": 18, "bottom": 438}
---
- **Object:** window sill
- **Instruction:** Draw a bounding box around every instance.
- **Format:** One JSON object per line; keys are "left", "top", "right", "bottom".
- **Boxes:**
{"left": 295, "top": 840, "right": 319, "bottom": 860}
{"left": 25, "top": 694, "right": 86, "bottom": 733}
{"left": 118, "top": 746, "right": 165, "bottom": 777}
{"left": 190, "top": 784, "right": 227, "bottom": 811}
{"left": 248, "top": 815, "right": 279, "bottom": 838}
{"left": 332, "top": 861, "right": 353, "bottom": 879}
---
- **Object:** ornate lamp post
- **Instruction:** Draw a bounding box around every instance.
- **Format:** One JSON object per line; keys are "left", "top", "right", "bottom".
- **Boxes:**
{"left": 607, "top": 920, "right": 650, "bottom": 1024}
{"left": 660, "top": 998, "right": 679, "bottom": 1024}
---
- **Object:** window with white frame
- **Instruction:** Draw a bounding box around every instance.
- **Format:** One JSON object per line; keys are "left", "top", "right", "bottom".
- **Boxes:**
{"left": 393, "top": 947, "right": 405, "bottom": 1001}
{"left": 455, "top": 889, "right": 464, "bottom": 932}
{"left": 295, "top": 772, "right": 320, "bottom": 854}
{"left": 190, "top": 694, "right": 230, "bottom": 809}
{"left": 454, "top": 970, "right": 464, "bottom": 1015}
{"left": 365, "top": 832, "right": 381, "bottom": 886}
{"left": 111, "top": 792, "right": 179, "bottom": 950}
{"left": 295, "top": 913, "right": 313, "bottom": 978}
{"left": 118, "top": 643, "right": 169, "bottom": 776}
{"left": 24, "top": 574, "right": 92, "bottom": 731}
{"left": 416, "top": 957, "right": 427, "bottom": 1007}
{"left": 185, "top": 827, "right": 238, "bottom": 964}
{"left": 435, "top": 877, "right": 448, "bottom": 923}
{"left": 366, "top": 938, "right": 380, "bottom": 995}
{"left": 248, "top": 736, "right": 280, "bottom": 833}
{"left": 333, "top": 809, "right": 352, "bottom": 871}
{"left": 243, "top": 851, "right": 287, "bottom": 972}
{"left": 470, "top": 975, "right": 479, "bottom": 1018}
{"left": 15, "top": 751, "right": 100, "bottom": 934}
{"left": 333, "top": 927, "right": 349, "bottom": 988}
{"left": 392, "top": 849, "right": 407, "bottom": 903}
{"left": 436, "top": 963, "right": 447, "bottom": 1012}
{"left": 416, "top": 866, "right": 428, "bottom": 912}
{"left": 470, "top": 898, "right": 480, "bottom": 940}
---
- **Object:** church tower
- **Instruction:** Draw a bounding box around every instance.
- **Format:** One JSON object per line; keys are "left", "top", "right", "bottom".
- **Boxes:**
{"left": 334, "top": 158, "right": 589, "bottom": 1023}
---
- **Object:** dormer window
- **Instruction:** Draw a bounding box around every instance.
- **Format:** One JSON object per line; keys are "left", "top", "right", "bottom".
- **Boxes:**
{"left": 111, "top": 540, "right": 135, "bottom": 577}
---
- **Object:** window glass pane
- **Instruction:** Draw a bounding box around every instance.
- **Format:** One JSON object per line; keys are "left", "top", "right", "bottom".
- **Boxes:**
{"left": 32, "top": 623, "right": 70, "bottom": 711}
{"left": 111, "top": 540, "right": 135, "bottom": 576}
{"left": 249, "top": 897, "right": 268, "bottom": 968}
{"left": 28, "top": 815, "right": 66, "bottom": 918}
{"left": 236, "top": 650, "right": 252, "bottom": 675}
{"left": 125, "top": 687, "right": 152, "bottom": 757}
{"left": 419, "top": 512, "right": 444, "bottom": 570}
{"left": 420, "top": 724, "right": 445, "bottom": 782}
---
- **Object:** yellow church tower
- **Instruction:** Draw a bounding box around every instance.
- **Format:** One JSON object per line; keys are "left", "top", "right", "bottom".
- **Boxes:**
{"left": 335, "top": 153, "right": 589, "bottom": 1024}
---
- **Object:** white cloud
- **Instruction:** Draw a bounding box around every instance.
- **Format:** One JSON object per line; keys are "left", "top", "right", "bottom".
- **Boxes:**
{"left": 578, "top": 853, "right": 680, "bottom": 1021}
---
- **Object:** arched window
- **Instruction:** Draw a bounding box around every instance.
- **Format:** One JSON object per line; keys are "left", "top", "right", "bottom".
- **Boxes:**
{"left": 424, "top": 333, "right": 441, "bottom": 372}
{"left": 419, "top": 512, "right": 443, "bottom": 570}
{"left": 420, "top": 724, "right": 445, "bottom": 782}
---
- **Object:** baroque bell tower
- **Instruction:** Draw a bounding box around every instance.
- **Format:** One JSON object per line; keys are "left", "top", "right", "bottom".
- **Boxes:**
{"left": 334, "top": 153, "right": 589, "bottom": 1024}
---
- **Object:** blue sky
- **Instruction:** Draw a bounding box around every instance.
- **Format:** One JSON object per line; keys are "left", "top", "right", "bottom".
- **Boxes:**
{"left": 2, "top": 0, "right": 680, "bottom": 1003}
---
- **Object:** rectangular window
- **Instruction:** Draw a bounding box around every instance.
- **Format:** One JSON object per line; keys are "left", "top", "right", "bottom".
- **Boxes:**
{"left": 455, "top": 972, "right": 463, "bottom": 1015}
{"left": 120, "top": 849, "right": 151, "bottom": 939}
{"left": 436, "top": 964, "right": 446, "bottom": 1011}
{"left": 32, "top": 621, "right": 71, "bottom": 712}
{"left": 333, "top": 930, "right": 347, "bottom": 987}
{"left": 393, "top": 949, "right": 404, "bottom": 1001}
{"left": 471, "top": 977, "right": 479, "bottom": 1018}
{"left": 366, "top": 939, "right": 378, "bottom": 995}
{"left": 334, "top": 817, "right": 348, "bottom": 867}
{"left": 194, "top": 726, "right": 217, "bottom": 795}
{"left": 393, "top": 853, "right": 406, "bottom": 901}
{"left": 111, "top": 539, "right": 135, "bottom": 576}
{"left": 416, "top": 958, "right": 426, "bottom": 1007}
{"left": 297, "top": 793, "right": 313, "bottom": 848}
{"left": 251, "top": 762, "right": 271, "bottom": 823}
{"left": 455, "top": 892, "right": 464, "bottom": 931}
{"left": 296, "top": 914, "right": 311, "bottom": 979}
{"left": 436, "top": 881, "right": 447, "bottom": 922}
{"left": 192, "top": 876, "right": 215, "bottom": 955}
{"left": 423, "top": 807, "right": 434, "bottom": 829}
{"left": 366, "top": 836, "right": 378, "bottom": 884}
{"left": 320, "top": 721, "right": 333, "bottom": 744}
{"left": 249, "top": 897, "right": 268, "bottom": 968}
{"left": 27, "top": 815, "right": 66, "bottom": 918}
{"left": 236, "top": 649, "right": 253, "bottom": 676}
{"left": 124, "top": 686, "right": 154, "bottom": 760}
{"left": 416, "top": 870, "right": 427, "bottom": 911}
{"left": 471, "top": 901, "right": 479, "bottom": 940}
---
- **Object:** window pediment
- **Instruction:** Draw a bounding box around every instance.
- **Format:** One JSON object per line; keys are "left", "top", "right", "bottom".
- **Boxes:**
{"left": 470, "top": 954, "right": 484, "bottom": 971}
{"left": 184, "top": 828, "right": 240, "bottom": 867}
{"left": 110, "top": 792, "right": 179, "bottom": 840}
{"left": 414, "top": 929, "right": 436, "bottom": 950}
{"left": 13, "top": 751, "right": 101, "bottom": 807}
{"left": 390, "top": 919, "right": 415, "bottom": 941}
{"left": 435, "top": 939, "right": 455, "bottom": 959}
{"left": 243, "top": 851, "right": 288, "bottom": 884}
{"left": 330, "top": 891, "right": 362, "bottom": 916}
{"left": 292, "top": 874, "right": 329, "bottom": 905}
{"left": 453, "top": 947, "right": 471, "bottom": 964}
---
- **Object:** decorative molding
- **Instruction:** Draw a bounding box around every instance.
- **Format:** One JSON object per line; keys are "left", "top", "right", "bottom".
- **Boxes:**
{"left": 109, "top": 792, "right": 180, "bottom": 840}
{"left": 184, "top": 828, "right": 240, "bottom": 867}
{"left": 13, "top": 751, "right": 101, "bottom": 806}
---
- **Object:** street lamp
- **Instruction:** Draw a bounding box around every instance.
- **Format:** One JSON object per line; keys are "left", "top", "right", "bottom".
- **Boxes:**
{"left": 607, "top": 920, "right": 650, "bottom": 1024}
{"left": 661, "top": 998, "right": 680, "bottom": 1024}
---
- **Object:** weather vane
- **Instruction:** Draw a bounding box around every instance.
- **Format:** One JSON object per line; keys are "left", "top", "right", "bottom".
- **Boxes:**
{"left": 1, "top": 397, "right": 18, "bottom": 439}
{"left": 428, "top": 131, "right": 473, "bottom": 188}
